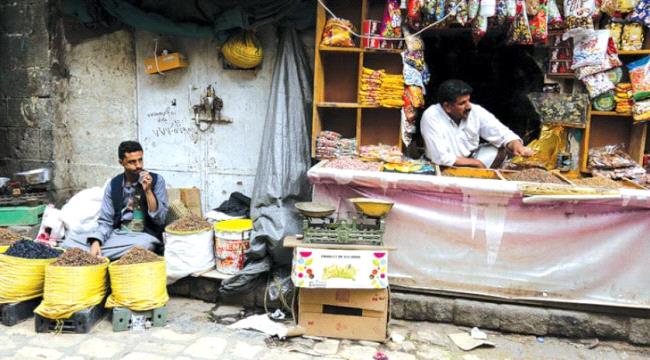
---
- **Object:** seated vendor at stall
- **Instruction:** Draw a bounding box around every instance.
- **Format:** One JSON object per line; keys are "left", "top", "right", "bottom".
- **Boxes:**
{"left": 62, "top": 141, "right": 168, "bottom": 260}
{"left": 421, "top": 79, "right": 534, "bottom": 168}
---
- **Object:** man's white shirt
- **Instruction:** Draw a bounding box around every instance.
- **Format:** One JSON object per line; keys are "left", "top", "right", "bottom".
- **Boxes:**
{"left": 421, "top": 103, "right": 521, "bottom": 166}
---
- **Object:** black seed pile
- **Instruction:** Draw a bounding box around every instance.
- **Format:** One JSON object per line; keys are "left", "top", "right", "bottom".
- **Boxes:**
{"left": 4, "top": 240, "right": 60, "bottom": 259}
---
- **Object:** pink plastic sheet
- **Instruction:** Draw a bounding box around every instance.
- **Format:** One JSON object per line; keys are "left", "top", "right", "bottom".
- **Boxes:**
{"left": 309, "top": 164, "right": 650, "bottom": 308}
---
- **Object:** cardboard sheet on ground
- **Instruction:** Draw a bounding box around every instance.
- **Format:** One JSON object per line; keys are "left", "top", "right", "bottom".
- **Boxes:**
{"left": 449, "top": 333, "right": 496, "bottom": 351}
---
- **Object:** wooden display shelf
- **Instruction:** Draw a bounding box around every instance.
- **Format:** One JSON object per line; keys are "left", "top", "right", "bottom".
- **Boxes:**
{"left": 319, "top": 46, "right": 403, "bottom": 54}
{"left": 546, "top": 73, "right": 575, "bottom": 78}
{"left": 316, "top": 102, "right": 394, "bottom": 109}
{"left": 590, "top": 111, "right": 632, "bottom": 117}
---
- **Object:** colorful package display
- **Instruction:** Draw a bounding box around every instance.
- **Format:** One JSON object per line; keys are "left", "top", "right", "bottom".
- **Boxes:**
{"left": 621, "top": 22, "right": 644, "bottom": 51}
{"left": 480, "top": 0, "right": 498, "bottom": 16}
{"left": 407, "top": 0, "right": 423, "bottom": 30}
{"left": 380, "top": 0, "right": 403, "bottom": 38}
{"left": 359, "top": 67, "right": 405, "bottom": 108}
{"left": 615, "top": 82, "right": 634, "bottom": 113}
{"left": 627, "top": 56, "right": 650, "bottom": 101}
{"left": 530, "top": 0, "right": 548, "bottom": 43}
{"left": 574, "top": 37, "right": 622, "bottom": 79}
{"left": 564, "top": 0, "right": 596, "bottom": 29}
{"left": 321, "top": 18, "right": 356, "bottom": 47}
{"left": 526, "top": 0, "right": 541, "bottom": 14}
{"left": 508, "top": 0, "right": 533, "bottom": 44}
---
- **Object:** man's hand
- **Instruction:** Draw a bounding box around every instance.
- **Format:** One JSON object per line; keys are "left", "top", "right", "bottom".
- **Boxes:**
{"left": 508, "top": 140, "right": 535, "bottom": 157}
{"left": 453, "top": 157, "right": 487, "bottom": 169}
{"left": 139, "top": 171, "right": 153, "bottom": 193}
{"left": 89, "top": 239, "right": 102, "bottom": 257}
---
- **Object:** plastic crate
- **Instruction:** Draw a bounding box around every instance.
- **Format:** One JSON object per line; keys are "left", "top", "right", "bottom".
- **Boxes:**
{"left": 0, "top": 204, "right": 46, "bottom": 226}
{"left": 35, "top": 303, "right": 106, "bottom": 333}
{"left": 111, "top": 305, "right": 167, "bottom": 332}
{"left": 0, "top": 298, "right": 41, "bottom": 326}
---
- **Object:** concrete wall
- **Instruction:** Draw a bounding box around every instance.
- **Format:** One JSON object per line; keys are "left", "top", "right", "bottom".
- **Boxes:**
{"left": 0, "top": 0, "right": 55, "bottom": 178}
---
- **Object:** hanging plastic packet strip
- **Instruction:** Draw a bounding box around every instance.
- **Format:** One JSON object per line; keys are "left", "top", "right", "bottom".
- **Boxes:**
{"left": 529, "top": 0, "right": 548, "bottom": 43}
{"left": 407, "top": 0, "right": 423, "bottom": 30}
{"left": 508, "top": 0, "right": 533, "bottom": 45}
{"left": 627, "top": 55, "right": 650, "bottom": 101}
{"left": 480, "top": 0, "right": 497, "bottom": 16}
{"left": 564, "top": 0, "right": 596, "bottom": 29}
{"left": 380, "top": 0, "right": 403, "bottom": 38}
{"left": 468, "top": 0, "right": 481, "bottom": 21}
{"left": 526, "top": 0, "right": 541, "bottom": 15}
{"left": 547, "top": 0, "right": 563, "bottom": 28}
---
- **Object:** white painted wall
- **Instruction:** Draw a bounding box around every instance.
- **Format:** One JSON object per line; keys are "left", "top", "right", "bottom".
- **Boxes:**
{"left": 134, "top": 26, "right": 277, "bottom": 211}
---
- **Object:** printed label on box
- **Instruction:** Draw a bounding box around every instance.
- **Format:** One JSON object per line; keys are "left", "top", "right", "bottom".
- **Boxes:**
{"left": 292, "top": 247, "right": 388, "bottom": 289}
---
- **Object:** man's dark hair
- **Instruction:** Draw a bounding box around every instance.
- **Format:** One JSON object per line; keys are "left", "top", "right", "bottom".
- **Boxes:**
{"left": 438, "top": 79, "right": 473, "bottom": 105}
{"left": 118, "top": 141, "right": 143, "bottom": 160}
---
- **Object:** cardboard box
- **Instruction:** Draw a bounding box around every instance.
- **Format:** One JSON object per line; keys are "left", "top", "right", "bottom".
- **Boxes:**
{"left": 298, "top": 288, "right": 389, "bottom": 342}
{"left": 292, "top": 247, "right": 388, "bottom": 289}
{"left": 144, "top": 52, "right": 188, "bottom": 74}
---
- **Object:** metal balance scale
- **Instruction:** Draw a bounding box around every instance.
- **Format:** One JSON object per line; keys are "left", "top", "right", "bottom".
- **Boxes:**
{"left": 295, "top": 198, "right": 394, "bottom": 246}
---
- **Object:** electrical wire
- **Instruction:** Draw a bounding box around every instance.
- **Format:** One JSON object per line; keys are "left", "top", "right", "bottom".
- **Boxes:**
{"left": 316, "top": 0, "right": 461, "bottom": 42}
{"left": 153, "top": 39, "right": 166, "bottom": 76}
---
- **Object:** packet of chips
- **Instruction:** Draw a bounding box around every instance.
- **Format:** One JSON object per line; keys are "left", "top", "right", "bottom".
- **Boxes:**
{"left": 321, "top": 18, "right": 356, "bottom": 47}
{"left": 621, "top": 22, "right": 644, "bottom": 51}
{"left": 508, "top": 0, "right": 533, "bottom": 45}
{"left": 380, "top": 0, "right": 402, "bottom": 38}
{"left": 529, "top": 0, "right": 548, "bottom": 43}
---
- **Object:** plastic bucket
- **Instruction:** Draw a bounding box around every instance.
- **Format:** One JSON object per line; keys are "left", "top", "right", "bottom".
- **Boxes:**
{"left": 214, "top": 219, "right": 253, "bottom": 274}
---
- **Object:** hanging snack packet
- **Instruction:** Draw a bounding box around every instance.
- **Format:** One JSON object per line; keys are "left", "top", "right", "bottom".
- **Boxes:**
{"left": 570, "top": 29, "right": 610, "bottom": 69}
{"left": 599, "top": 0, "right": 618, "bottom": 15}
{"left": 380, "top": 0, "right": 403, "bottom": 38}
{"left": 407, "top": 0, "right": 423, "bottom": 30}
{"left": 618, "top": 0, "right": 639, "bottom": 13}
{"left": 627, "top": 56, "right": 650, "bottom": 101}
{"left": 435, "top": 0, "right": 447, "bottom": 21}
{"left": 495, "top": 0, "right": 509, "bottom": 24}
{"left": 508, "top": 0, "right": 533, "bottom": 45}
{"left": 547, "top": 0, "right": 564, "bottom": 29}
{"left": 321, "top": 18, "right": 356, "bottom": 47}
{"left": 472, "top": 16, "right": 489, "bottom": 42}
{"left": 574, "top": 37, "right": 622, "bottom": 79}
{"left": 621, "top": 22, "right": 644, "bottom": 51}
{"left": 468, "top": 0, "right": 481, "bottom": 21}
{"left": 529, "top": 0, "right": 548, "bottom": 43}
{"left": 564, "top": 0, "right": 596, "bottom": 29}
{"left": 507, "top": 0, "right": 518, "bottom": 17}
{"left": 630, "top": 0, "right": 650, "bottom": 26}
{"left": 480, "top": 0, "right": 497, "bottom": 16}
{"left": 526, "top": 0, "right": 541, "bottom": 15}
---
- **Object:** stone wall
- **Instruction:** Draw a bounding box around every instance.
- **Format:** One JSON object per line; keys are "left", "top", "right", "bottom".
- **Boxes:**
{"left": 0, "top": 0, "right": 56, "bottom": 178}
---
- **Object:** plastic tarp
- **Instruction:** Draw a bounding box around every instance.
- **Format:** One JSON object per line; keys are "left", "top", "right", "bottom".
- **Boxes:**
{"left": 219, "top": 26, "right": 312, "bottom": 295}
{"left": 309, "top": 163, "right": 650, "bottom": 309}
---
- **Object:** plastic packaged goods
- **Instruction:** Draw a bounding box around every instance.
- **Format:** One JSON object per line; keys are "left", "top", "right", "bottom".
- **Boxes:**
{"left": 529, "top": 0, "right": 548, "bottom": 43}
{"left": 321, "top": 18, "right": 356, "bottom": 47}
{"left": 626, "top": 56, "right": 650, "bottom": 101}
{"left": 621, "top": 22, "right": 644, "bottom": 51}
{"left": 630, "top": 0, "right": 650, "bottom": 26}
{"left": 548, "top": 0, "right": 564, "bottom": 28}
{"left": 589, "top": 144, "right": 639, "bottom": 169}
{"left": 528, "top": 92, "right": 589, "bottom": 126}
{"left": 510, "top": 125, "right": 566, "bottom": 170}
{"left": 606, "top": 21, "right": 623, "bottom": 49}
{"left": 593, "top": 90, "right": 617, "bottom": 111}
{"left": 632, "top": 99, "right": 650, "bottom": 120}
{"left": 508, "top": 0, "right": 533, "bottom": 44}
{"left": 583, "top": 71, "right": 616, "bottom": 98}
{"left": 563, "top": 0, "right": 596, "bottom": 29}
{"left": 380, "top": 0, "right": 403, "bottom": 38}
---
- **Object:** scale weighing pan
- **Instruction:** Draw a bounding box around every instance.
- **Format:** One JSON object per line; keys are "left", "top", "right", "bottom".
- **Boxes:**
{"left": 295, "top": 202, "right": 336, "bottom": 218}
{"left": 348, "top": 198, "right": 394, "bottom": 217}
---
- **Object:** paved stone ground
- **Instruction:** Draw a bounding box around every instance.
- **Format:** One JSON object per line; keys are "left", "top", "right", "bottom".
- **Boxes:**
{"left": 0, "top": 297, "right": 648, "bottom": 360}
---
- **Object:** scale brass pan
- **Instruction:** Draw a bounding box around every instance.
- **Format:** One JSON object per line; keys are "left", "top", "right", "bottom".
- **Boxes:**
{"left": 348, "top": 198, "right": 394, "bottom": 217}
{"left": 295, "top": 202, "right": 336, "bottom": 218}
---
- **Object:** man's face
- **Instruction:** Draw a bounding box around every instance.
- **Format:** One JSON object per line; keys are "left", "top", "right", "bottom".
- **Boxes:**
{"left": 443, "top": 94, "right": 472, "bottom": 122}
{"left": 120, "top": 151, "right": 144, "bottom": 177}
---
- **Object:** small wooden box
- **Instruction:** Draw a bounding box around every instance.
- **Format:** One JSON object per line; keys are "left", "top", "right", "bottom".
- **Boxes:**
{"left": 144, "top": 52, "right": 188, "bottom": 74}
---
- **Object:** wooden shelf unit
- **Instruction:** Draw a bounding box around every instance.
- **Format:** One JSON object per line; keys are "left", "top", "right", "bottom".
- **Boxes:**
{"left": 312, "top": 0, "right": 404, "bottom": 157}
{"left": 581, "top": 109, "right": 648, "bottom": 172}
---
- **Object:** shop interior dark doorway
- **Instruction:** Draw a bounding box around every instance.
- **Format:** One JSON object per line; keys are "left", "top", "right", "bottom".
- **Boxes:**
{"left": 419, "top": 29, "right": 545, "bottom": 146}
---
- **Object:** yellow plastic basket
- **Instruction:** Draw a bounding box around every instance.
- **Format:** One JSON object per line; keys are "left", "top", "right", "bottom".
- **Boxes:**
{"left": 105, "top": 259, "right": 169, "bottom": 311}
{"left": 0, "top": 254, "right": 58, "bottom": 304}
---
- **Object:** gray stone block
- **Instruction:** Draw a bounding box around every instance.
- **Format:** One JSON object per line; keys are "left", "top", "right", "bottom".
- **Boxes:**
{"left": 548, "top": 309, "right": 594, "bottom": 338}
{"left": 453, "top": 299, "right": 500, "bottom": 330}
{"left": 400, "top": 294, "right": 428, "bottom": 321}
{"left": 425, "top": 296, "right": 454, "bottom": 323}
{"left": 0, "top": 2, "right": 31, "bottom": 35}
{"left": 27, "top": 68, "right": 52, "bottom": 97}
{"left": 3, "top": 34, "right": 49, "bottom": 70}
{"left": 498, "top": 304, "right": 549, "bottom": 336}
{"left": 39, "top": 129, "right": 53, "bottom": 161}
{"left": 390, "top": 293, "right": 406, "bottom": 319}
{"left": 590, "top": 314, "right": 628, "bottom": 340}
{"left": 7, "top": 127, "right": 40, "bottom": 160}
{"left": 629, "top": 318, "right": 650, "bottom": 345}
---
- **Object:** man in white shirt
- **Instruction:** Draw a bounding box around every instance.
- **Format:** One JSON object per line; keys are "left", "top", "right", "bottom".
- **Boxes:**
{"left": 421, "top": 79, "right": 534, "bottom": 168}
